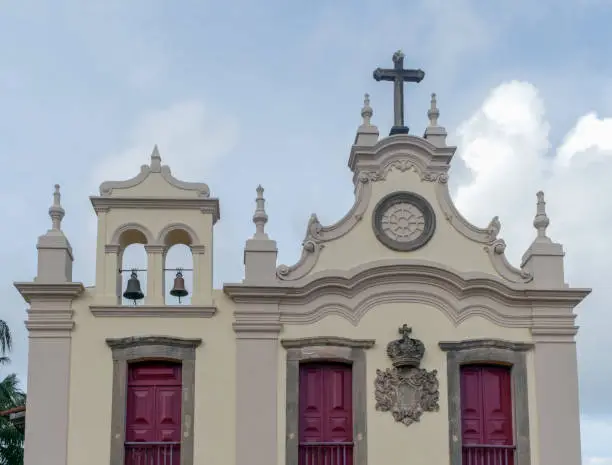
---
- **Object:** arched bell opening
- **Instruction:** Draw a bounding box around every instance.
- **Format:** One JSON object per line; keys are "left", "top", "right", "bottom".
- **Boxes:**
{"left": 161, "top": 228, "right": 195, "bottom": 306}
{"left": 116, "top": 228, "right": 149, "bottom": 306}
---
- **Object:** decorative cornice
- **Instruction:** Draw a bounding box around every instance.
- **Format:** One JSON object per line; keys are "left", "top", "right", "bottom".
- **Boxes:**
{"left": 225, "top": 259, "right": 590, "bottom": 331}
{"left": 14, "top": 282, "right": 85, "bottom": 303}
{"left": 276, "top": 177, "right": 372, "bottom": 281}
{"left": 105, "top": 335, "right": 202, "bottom": 350}
{"left": 281, "top": 336, "right": 375, "bottom": 349}
{"left": 530, "top": 326, "right": 579, "bottom": 343}
{"left": 89, "top": 197, "right": 220, "bottom": 223}
{"left": 439, "top": 339, "right": 534, "bottom": 352}
{"left": 228, "top": 259, "right": 590, "bottom": 305}
{"left": 90, "top": 305, "right": 217, "bottom": 318}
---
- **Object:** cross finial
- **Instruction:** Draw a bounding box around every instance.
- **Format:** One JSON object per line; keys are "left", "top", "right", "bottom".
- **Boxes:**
{"left": 361, "top": 93, "right": 373, "bottom": 125}
{"left": 373, "top": 51, "right": 425, "bottom": 135}
{"left": 48, "top": 184, "right": 65, "bottom": 231}
{"left": 399, "top": 324, "right": 412, "bottom": 339}
{"left": 252, "top": 185, "right": 269, "bottom": 239}
{"left": 533, "top": 191, "right": 551, "bottom": 242}
{"left": 428, "top": 93, "right": 440, "bottom": 127}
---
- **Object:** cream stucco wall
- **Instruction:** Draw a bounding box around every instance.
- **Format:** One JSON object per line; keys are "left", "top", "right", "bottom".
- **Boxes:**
{"left": 310, "top": 168, "right": 498, "bottom": 277}
{"left": 277, "top": 303, "right": 539, "bottom": 465}
{"left": 66, "top": 289, "right": 236, "bottom": 465}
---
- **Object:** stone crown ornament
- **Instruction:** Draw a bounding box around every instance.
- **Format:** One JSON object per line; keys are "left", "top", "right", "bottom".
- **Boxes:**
{"left": 386, "top": 324, "right": 425, "bottom": 369}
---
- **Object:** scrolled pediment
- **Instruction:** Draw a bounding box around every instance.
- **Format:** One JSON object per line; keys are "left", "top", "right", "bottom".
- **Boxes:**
{"left": 98, "top": 146, "right": 211, "bottom": 198}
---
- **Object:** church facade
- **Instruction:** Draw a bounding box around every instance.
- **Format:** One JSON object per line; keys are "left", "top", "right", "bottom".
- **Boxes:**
{"left": 15, "top": 53, "right": 590, "bottom": 465}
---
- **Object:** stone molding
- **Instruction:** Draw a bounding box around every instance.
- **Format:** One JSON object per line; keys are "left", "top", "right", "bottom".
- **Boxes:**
{"left": 14, "top": 282, "right": 84, "bottom": 337}
{"left": 281, "top": 336, "right": 375, "bottom": 350}
{"left": 144, "top": 244, "right": 165, "bottom": 254}
{"left": 109, "top": 222, "right": 155, "bottom": 245}
{"left": 156, "top": 222, "right": 201, "bottom": 246}
{"left": 106, "top": 336, "right": 202, "bottom": 465}
{"left": 347, "top": 135, "right": 455, "bottom": 186}
{"left": 108, "top": 223, "right": 209, "bottom": 250}
{"left": 14, "top": 282, "right": 85, "bottom": 303}
{"left": 439, "top": 339, "right": 533, "bottom": 465}
{"left": 225, "top": 259, "right": 589, "bottom": 334}
{"left": 90, "top": 197, "right": 220, "bottom": 223}
{"left": 98, "top": 157, "right": 211, "bottom": 198}
{"left": 90, "top": 305, "right": 217, "bottom": 318}
{"left": 276, "top": 178, "right": 372, "bottom": 281}
{"left": 190, "top": 245, "right": 206, "bottom": 255}
{"left": 281, "top": 337, "right": 375, "bottom": 465}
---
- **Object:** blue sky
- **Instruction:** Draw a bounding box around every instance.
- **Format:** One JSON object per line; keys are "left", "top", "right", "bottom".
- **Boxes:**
{"left": 1, "top": 1, "right": 612, "bottom": 462}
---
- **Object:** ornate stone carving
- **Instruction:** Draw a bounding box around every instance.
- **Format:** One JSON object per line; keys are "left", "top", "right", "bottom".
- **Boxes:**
{"left": 372, "top": 192, "right": 436, "bottom": 252}
{"left": 374, "top": 325, "right": 440, "bottom": 427}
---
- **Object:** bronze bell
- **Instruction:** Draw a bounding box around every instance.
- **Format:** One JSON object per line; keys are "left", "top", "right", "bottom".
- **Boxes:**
{"left": 170, "top": 271, "right": 188, "bottom": 303}
{"left": 123, "top": 270, "right": 144, "bottom": 304}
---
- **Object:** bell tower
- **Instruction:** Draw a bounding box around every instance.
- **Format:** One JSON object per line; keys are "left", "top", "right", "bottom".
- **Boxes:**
{"left": 89, "top": 146, "right": 219, "bottom": 310}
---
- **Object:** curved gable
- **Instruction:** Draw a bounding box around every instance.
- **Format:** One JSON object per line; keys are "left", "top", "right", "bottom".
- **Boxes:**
{"left": 276, "top": 136, "right": 529, "bottom": 285}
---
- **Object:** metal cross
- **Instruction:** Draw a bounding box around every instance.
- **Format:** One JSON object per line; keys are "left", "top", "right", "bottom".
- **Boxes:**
{"left": 373, "top": 50, "right": 425, "bottom": 135}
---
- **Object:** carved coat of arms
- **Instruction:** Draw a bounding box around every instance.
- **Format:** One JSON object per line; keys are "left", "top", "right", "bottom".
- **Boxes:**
{"left": 374, "top": 324, "right": 440, "bottom": 426}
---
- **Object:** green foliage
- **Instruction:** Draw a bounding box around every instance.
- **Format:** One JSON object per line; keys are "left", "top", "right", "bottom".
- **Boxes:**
{"left": 0, "top": 320, "right": 25, "bottom": 465}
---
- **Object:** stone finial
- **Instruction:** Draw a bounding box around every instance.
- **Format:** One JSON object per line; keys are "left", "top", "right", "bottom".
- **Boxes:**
{"left": 36, "top": 184, "right": 74, "bottom": 283}
{"left": 244, "top": 185, "right": 277, "bottom": 283}
{"left": 252, "top": 185, "right": 269, "bottom": 239}
{"left": 361, "top": 93, "right": 373, "bottom": 126}
{"left": 354, "top": 93, "right": 379, "bottom": 146}
{"left": 533, "top": 191, "right": 551, "bottom": 242}
{"left": 150, "top": 144, "right": 162, "bottom": 172}
{"left": 48, "top": 184, "right": 65, "bottom": 231}
{"left": 423, "top": 92, "right": 447, "bottom": 147}
{"left": 520, "top": 190, "right": 565, "bottom": 286}
{"left": 428, "top": 93, "right": 439, "bottom": 127}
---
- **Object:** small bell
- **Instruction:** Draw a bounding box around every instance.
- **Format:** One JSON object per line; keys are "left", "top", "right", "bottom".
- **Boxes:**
{"left": 170, "top": 271, "right": 188, "bottom": 303}
{"left": 123, "top": 270, "right": 144, "bottom": 304}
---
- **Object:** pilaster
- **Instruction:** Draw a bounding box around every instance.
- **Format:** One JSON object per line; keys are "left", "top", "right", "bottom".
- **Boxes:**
{"left": 532, "top": 339, "right": 582, "bottom": 465}
{"left": 190, "top": 245, "right": 211, "bottom": 305}
{"left": 14, "top": 282, "right": 84, "bottom": 465}
{"left": 94, "top": 207, "right": 108, "bottom": 296}
{"left": 102, "top": 244, "right": 120, "bottom": 305}
{"left": 233, "top": 302, "right": 282, "bottom": 465}
{"left": 145, "top": 245, "right": 165, "bottom": 305}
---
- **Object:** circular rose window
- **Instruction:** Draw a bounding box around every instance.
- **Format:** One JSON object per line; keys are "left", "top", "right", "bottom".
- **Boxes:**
{"left": 372, "top": 192, "right": 436, "bottom": 251}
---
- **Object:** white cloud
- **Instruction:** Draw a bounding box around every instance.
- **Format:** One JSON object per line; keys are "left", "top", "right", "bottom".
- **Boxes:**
{"left": 92, "top": 100, "right": 239, "bottom": 189}
{"left": 453, "top": 81, "right": 550, "bottom": 261}
{"left": 451, "top": 80, "right": 612, "bottom": 458}
{"left": 585, "top": 459, "right": 612, "bottom": 465}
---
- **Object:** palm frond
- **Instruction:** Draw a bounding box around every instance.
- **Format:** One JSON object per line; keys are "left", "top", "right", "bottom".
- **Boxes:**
{"left": 0, "top": 321, "right": 11, "bottom": 357}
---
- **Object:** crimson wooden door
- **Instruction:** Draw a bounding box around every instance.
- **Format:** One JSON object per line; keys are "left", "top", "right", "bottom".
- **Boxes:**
{"left": 299, "top": 363, "right": 353, "bottom": 465}
{"left": 460, "top": 365, "right": 514, "bottom": 465}
{"left": 125, "top": 361, "right": 182, "bottom": 465}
